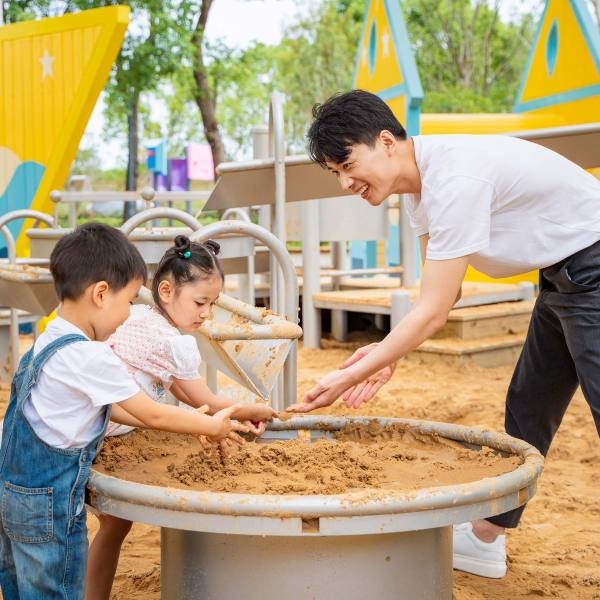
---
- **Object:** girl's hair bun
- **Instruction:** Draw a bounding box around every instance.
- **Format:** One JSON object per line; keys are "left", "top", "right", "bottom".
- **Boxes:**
{"left": 203, "top": 239, "right": 221, "bottom": 256}
{"left": 174, "top": 235, "right": 191, "bottom": 257}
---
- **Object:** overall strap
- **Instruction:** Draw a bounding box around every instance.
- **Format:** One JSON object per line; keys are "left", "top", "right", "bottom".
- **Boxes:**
{"left": 17, "top": 334, "right": 88, "bottom": 407}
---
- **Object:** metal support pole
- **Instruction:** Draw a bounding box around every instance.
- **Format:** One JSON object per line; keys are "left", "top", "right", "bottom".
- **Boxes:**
{"left": 400, "top": 194, "right": 418, "bottom": 287}
{"left": 300, "top": 200, "right": 321, "bottom": 349}
{"left": 222, "top": 208, "right": 254, "bottom": 305}
{"left": 269, "top": 93, "right": 287, "bottom": 408}
{"left": 391, "top": 290, "right": 412, "bottom": 329}
{"left": 252, "top": 126, "right": 271, "bottom": 232}
{"left": 331, "top": 240, "right": 348, "bottom": 342}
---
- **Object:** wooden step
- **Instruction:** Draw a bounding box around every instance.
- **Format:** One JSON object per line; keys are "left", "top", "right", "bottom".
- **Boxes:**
{"left": 434, "top": 300, "right": 534, "bottom": 340}
{"left": 411, "top": 333, "right": 526, "bottom": 368}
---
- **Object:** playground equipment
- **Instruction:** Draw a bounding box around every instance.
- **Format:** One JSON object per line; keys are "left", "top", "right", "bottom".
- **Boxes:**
{"left": 88, "top": 415, "right": 544, "bottom": 600}
{"left": 119, "top": 207, "right": 301, "bottom": 411}
{"left": 355, "top": 0, "right": 600, "bottom": 284}
{"left": 0, "top": 6, "right": 130, "bottom": 256}
{"left": 0, "top": 209, "right": 58, "bottom": 382}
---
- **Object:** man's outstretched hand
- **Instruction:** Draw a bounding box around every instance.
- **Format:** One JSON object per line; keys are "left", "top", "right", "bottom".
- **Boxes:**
{"left": 287, "top": 343, "right": 397, "bottom": 413}
{"left": 286, "top": 369, "right": 352, "bottom": 413}
{"left": 340, "top": 343, "right": 396, "bottom": 408}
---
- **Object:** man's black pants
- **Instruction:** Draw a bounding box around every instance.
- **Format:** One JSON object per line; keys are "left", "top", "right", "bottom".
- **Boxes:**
{"left": 488, "top": 239, "right": 600, "bottom": 529}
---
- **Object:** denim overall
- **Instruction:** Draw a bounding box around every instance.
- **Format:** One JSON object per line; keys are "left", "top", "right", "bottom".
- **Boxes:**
{"left": 0, "top": 334, "right": 111, "bottom": 599}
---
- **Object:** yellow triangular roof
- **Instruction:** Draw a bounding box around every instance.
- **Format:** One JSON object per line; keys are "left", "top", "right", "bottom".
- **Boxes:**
{"left": 514, "top": 0, "right": 600, "bottom": 114}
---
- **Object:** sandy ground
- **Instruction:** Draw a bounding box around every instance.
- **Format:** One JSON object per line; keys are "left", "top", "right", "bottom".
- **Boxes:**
{"left": 1, "top": 336, "right": 599, "bottom": 599}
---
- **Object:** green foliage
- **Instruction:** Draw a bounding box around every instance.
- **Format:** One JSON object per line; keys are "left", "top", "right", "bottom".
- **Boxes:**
{"left": 402, "top": 0, "right": 539, "bottom": 113}
{"left": 271, "top": 0, "right": 364, "bottom": 152}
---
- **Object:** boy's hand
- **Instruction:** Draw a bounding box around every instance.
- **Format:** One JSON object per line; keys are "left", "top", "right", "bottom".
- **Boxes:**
{"left": 207, "top": 405, "right": 250, "bottom": 443}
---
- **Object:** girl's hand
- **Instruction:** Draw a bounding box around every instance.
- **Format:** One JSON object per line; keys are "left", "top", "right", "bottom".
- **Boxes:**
{"left": 208, "top": 405, "right": 250, "bottom": 442}
{"left": 236, "top": 403, "right": 276, "bottom": 423}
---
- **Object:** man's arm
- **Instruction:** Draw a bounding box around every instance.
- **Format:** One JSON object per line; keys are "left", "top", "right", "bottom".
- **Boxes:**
{"left": 288, "top": 254, "right": 470, "bottom": 411}
{"left": 420, "top": 233, "right": 461, "bottom": 303}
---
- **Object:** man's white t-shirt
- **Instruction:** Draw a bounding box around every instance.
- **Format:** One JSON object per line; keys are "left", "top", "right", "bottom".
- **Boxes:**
{"left": 406, "top": 135, "right": 600, "bottom": 278}
{"left": 22, "top": 317, "right": 139, "bottom": 448}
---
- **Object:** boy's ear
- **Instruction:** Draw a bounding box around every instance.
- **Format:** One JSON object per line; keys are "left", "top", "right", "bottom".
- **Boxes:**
{"left": 90, "top": 281, "right": 109, "bottom": 308}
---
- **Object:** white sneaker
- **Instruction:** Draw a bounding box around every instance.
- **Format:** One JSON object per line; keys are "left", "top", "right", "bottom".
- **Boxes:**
{"left": 453, "top": 522, "right": 507, "bottom": 578}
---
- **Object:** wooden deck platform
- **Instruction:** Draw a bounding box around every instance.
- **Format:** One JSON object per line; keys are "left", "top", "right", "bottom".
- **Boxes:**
{"left": 312, "top": 282, "right": 534, "bottom": 316}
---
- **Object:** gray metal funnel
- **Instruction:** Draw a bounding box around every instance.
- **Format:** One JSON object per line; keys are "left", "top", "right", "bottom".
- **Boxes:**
{"left": 194, "top": 294, "right": 302, "bottom": 400}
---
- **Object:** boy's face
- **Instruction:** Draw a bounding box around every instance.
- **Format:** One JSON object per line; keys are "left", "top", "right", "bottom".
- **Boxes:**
{"left": 93, "top": 278, "right": 143, "bottom": 341}
{"left": 325, "top": 138, "right": 399, "bottom": 206}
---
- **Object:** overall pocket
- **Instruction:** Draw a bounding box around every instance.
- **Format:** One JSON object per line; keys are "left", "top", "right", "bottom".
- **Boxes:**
{"left": 1, "top": 482, "right": 53, "bottom": 543}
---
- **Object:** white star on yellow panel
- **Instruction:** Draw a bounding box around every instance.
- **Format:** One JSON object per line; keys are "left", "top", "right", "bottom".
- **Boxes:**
{"left": 381, "top": 30, "right": 390, "bottom": 57}
{"left": 39, "top": 49, "right": 55, "bottom": 79}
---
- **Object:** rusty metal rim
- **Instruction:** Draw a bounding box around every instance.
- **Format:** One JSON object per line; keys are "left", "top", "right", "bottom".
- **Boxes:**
{"left": 88, "top": 416, "right": 543, "bottom": 519}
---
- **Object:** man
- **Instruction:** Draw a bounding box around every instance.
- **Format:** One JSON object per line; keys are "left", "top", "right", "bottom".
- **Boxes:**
{"left": 288, "top": 90, "right": 600, "bottom": 578}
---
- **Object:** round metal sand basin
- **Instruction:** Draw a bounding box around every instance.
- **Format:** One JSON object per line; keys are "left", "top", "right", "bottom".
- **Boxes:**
{"left": 88, "top": 416, "right": 543, "bottom": 600}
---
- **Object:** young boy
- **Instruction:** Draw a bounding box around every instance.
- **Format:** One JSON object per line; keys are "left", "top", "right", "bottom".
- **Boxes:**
{"left": 0, "top": 223, "right": 246, "bottom": 599}
{"left": 288, "top": 90, "right": 600, "bottom": 578}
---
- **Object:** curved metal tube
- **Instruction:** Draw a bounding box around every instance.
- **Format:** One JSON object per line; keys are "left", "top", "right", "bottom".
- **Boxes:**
{"left": 189, "top": 220, "right": 297, "bottom": 324}
{"left": 222, "top": 208, "right": 251, "bottom": 222}
{"left": 0, "top": 210, "right": 55, "bottom": 263}
{"left": 120, "top": 207, "right": 202, "bottom": 236}
{"left": 0, "top": 210, "right": 56, "bottom": 377}
{"left": 88, "top": 416, "right": 544, "bottom": 521}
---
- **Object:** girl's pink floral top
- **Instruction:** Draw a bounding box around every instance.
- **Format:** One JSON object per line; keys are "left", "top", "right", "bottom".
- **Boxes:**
{"left": 104, "top": 304, "right": 201, "bottom": 436}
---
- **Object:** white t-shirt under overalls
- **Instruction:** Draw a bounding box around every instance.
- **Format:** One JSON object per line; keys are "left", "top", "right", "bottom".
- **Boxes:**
{"left": 22, "top": 317, "right": 139, "bottom": 448}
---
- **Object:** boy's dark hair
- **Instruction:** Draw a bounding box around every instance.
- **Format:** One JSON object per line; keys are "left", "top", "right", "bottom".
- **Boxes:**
{"left": 50, "top": 222, "right": 147, "bottom": 301}
{"left": 307, "top": 89, "right": 407, "bottom": 168}
{"left": 152, "top": 235, "right": 223, "bottom": 307}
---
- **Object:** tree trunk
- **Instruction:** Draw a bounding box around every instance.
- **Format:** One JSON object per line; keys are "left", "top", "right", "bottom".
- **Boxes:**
{"left": 592, "top": 0, "right": 600, "bottom": 27}
{"left": 191, "top": 0, "right": 225, "bottom": 178}
{"left": 123, "top": 92, "right": 139, "bottom": 220}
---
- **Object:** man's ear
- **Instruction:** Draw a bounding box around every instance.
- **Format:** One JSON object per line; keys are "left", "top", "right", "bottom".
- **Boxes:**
{"left": 379, "top": 130, "right": 397, "bottom": 153}
{"left": 90, "top": 281, "right": 109, "bottom": 308}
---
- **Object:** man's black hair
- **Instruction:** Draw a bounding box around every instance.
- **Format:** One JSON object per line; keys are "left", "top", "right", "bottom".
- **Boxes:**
{"left": 49, "top": 222, "right": 148, "bottom": 301}
{"left": 307, "top": 89, "right": 407, "bottom": 168}
{"left": 152, "top": 235, "right": 223, "bottom": 309}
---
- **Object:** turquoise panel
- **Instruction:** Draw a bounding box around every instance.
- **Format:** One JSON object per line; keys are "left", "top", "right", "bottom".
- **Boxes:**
{"left": 0, "top": 161, "right": 45, "bottom": 256}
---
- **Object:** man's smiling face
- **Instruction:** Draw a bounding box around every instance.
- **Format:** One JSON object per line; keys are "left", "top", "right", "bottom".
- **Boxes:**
{"left": 325, "top": 137, "right": 397, "bottom": 206}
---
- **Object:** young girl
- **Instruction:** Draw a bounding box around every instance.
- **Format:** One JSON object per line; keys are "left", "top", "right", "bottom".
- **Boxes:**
{"left": 86, "top": 235, "right": 275, "bottom": 600}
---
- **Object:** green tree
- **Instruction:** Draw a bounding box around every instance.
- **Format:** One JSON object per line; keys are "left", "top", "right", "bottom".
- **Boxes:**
{"left": 82, "top": 0, "right": 196, "bottom": 190}
{"left": 402, "top": 0, "right": 539, "bottom": 112}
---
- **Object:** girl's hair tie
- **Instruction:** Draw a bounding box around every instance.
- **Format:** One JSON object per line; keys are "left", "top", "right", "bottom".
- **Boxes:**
{"left": 182, "top": 250, "right": 191, "bottom": 259}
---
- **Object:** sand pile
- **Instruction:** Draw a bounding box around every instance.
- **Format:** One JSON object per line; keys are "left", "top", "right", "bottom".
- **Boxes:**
{"left": 93, "top": 421, "right": 520, "bottom": 495}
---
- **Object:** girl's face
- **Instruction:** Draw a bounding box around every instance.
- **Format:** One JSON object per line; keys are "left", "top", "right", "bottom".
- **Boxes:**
{"left": 157, "top": 273, "right": 223, "bottom": 333}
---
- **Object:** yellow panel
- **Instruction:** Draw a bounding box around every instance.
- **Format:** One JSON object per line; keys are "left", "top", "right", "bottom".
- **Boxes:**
{"left": 355, "top": 0, "right": 404, "bottom": 91}
{"left": 0, "top": 6, "right": 130, "bottom": 254}
{"left": 466, "top": 266, "right": 539, "bottom": 286}
{"left": 385, "top": 96, "right": 406, "bottom": 126}
{"left": 420, "top": 112, "right": 566, "bottom": 135}
{"left": 520, "top": 0, "right": 599, "bottom": 103}
{"left": 518, "top": 94, "right": 600, "bottom": 126}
